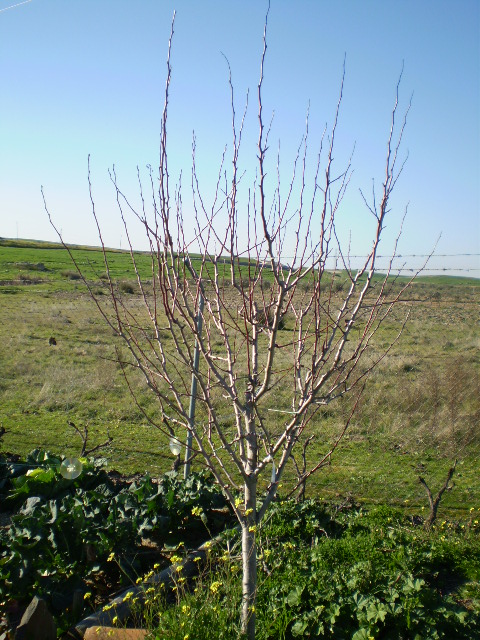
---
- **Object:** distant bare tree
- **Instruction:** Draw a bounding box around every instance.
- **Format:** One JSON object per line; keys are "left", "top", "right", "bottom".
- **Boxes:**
{"left": 46, "top": 9, "right": 416, "bottom": 638}
{"left": 419, "top": 460, "right": 457, "bottom": 530}
{"left": 68, "top": 420, "right": 113, "bottom": 457}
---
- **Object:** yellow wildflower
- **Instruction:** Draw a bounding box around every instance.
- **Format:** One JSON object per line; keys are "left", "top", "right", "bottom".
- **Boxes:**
{"left": 209, "top": 581, "right": 222, "bottom": 594}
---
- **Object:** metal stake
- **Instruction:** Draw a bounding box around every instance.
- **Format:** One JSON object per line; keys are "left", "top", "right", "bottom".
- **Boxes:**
{"left": 184, "top": 293, "right": 204, "bottom": 479}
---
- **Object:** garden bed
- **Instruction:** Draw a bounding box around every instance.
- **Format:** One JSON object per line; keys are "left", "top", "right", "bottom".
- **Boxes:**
{"left": 0, "top": 449, "right": 233, "bottom": 637}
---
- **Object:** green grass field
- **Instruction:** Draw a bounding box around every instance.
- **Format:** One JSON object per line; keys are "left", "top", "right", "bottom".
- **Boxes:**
{"left": 1, "top": 238, "right": 479, "bottom": 515}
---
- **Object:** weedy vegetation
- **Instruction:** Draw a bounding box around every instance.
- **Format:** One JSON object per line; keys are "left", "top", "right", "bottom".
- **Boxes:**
{"left": 140, "top": 500, "right": 480, "bottom": 639}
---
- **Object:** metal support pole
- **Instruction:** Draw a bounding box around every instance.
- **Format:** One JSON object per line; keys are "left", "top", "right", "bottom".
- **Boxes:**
{"left": 184, "top": 293, "right": 204, "bottom": 479}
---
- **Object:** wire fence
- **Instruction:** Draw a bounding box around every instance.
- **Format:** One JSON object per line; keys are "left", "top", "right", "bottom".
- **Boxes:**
{"left": 272, "top": 253, "right": 480, "bottom": 274}
{"left": 1, "top": 255, "right": 478, "bottom": 514}
{"left": 3, "top": 353, "right": 478, "bottom": 513}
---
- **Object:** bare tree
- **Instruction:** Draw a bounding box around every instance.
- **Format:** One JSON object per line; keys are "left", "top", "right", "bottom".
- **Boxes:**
{"left": 46, "top": 9, "right": 416, "bottom": 639}
{"left": 419, "top": 460, "right": 457, "bottom": 530}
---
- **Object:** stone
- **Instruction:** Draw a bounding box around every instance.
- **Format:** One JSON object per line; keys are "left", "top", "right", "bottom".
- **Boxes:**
{"left": 14, "top": 597, "right": 56, "bottom": 640}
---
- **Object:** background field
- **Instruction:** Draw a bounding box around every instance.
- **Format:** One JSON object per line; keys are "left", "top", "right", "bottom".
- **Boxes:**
{"left": 1, "top": 238, "right": 478, "bottom": 516}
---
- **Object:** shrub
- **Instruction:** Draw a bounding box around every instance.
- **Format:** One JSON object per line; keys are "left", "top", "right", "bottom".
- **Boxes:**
{"left": 61, "top": 269, "right": 82, "bottom": 280}
{"left": 119, "top": 281, "right": 136, "bottom": 294}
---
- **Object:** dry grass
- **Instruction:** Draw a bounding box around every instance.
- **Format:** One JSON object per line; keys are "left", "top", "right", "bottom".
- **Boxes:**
{"left": 0, "top": 241, "right": 478, "bottom": 510}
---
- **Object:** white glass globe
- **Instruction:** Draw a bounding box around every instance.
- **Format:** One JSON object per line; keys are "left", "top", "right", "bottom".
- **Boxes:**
{"left": 169, "top": 437, "right": 182, "bottom": 456}
{"left": 168, "top": 438, "right": 182, "bottom": 456}
{"left": 59, "top": 457, "right": 83, "bottom": 480}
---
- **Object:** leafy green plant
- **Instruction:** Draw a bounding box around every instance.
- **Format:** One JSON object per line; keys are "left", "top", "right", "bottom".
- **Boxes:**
{"left": 0, "top": 450, "right": 231, "bottom": 626}
{"left": 147, "top": 500, "right": 479, "bottom": 639}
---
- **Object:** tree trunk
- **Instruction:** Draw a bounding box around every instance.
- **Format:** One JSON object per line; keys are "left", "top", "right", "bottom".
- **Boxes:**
{"left": 241, "top": 475, "right": 257, "bottom": 639}
{"left": 242, "top": 374, "right": 257, "bottom": 639}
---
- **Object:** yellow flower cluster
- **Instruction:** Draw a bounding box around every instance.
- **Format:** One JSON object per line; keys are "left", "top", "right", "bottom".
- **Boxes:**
{"left": 209, "top": 580, "right": 222, "bottom": 594}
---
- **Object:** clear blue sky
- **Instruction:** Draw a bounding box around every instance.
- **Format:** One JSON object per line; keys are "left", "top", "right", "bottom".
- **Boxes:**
{"left": 1, "top": 0, "right": 479, "bottom": 276}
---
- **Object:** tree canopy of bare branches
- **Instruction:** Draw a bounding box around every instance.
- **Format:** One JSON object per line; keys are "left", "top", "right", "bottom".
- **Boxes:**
{"left": 46, "top": 9, "right": 415, "bottom": 638}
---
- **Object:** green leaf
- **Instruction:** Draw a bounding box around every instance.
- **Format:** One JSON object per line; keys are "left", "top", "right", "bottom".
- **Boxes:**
{"left": 353, "top": 592, "right": 370, "bottom": 609}
{"left": 366, "top": 602, "right": 388, "bottom": 622}
{"left": 49, "top": 500, "right": 58, "bottom": 523}
{"left": 287, "top": 585, "right": 304, "bottom": 607}
{"left": 20, "top": 496, "right": 43, "bottom": 515}
{"left": 352, "top": 629, "right": 371, "bottom": 640}
{"left": 291, "top": 619, "right": 308, "bottom": 636}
